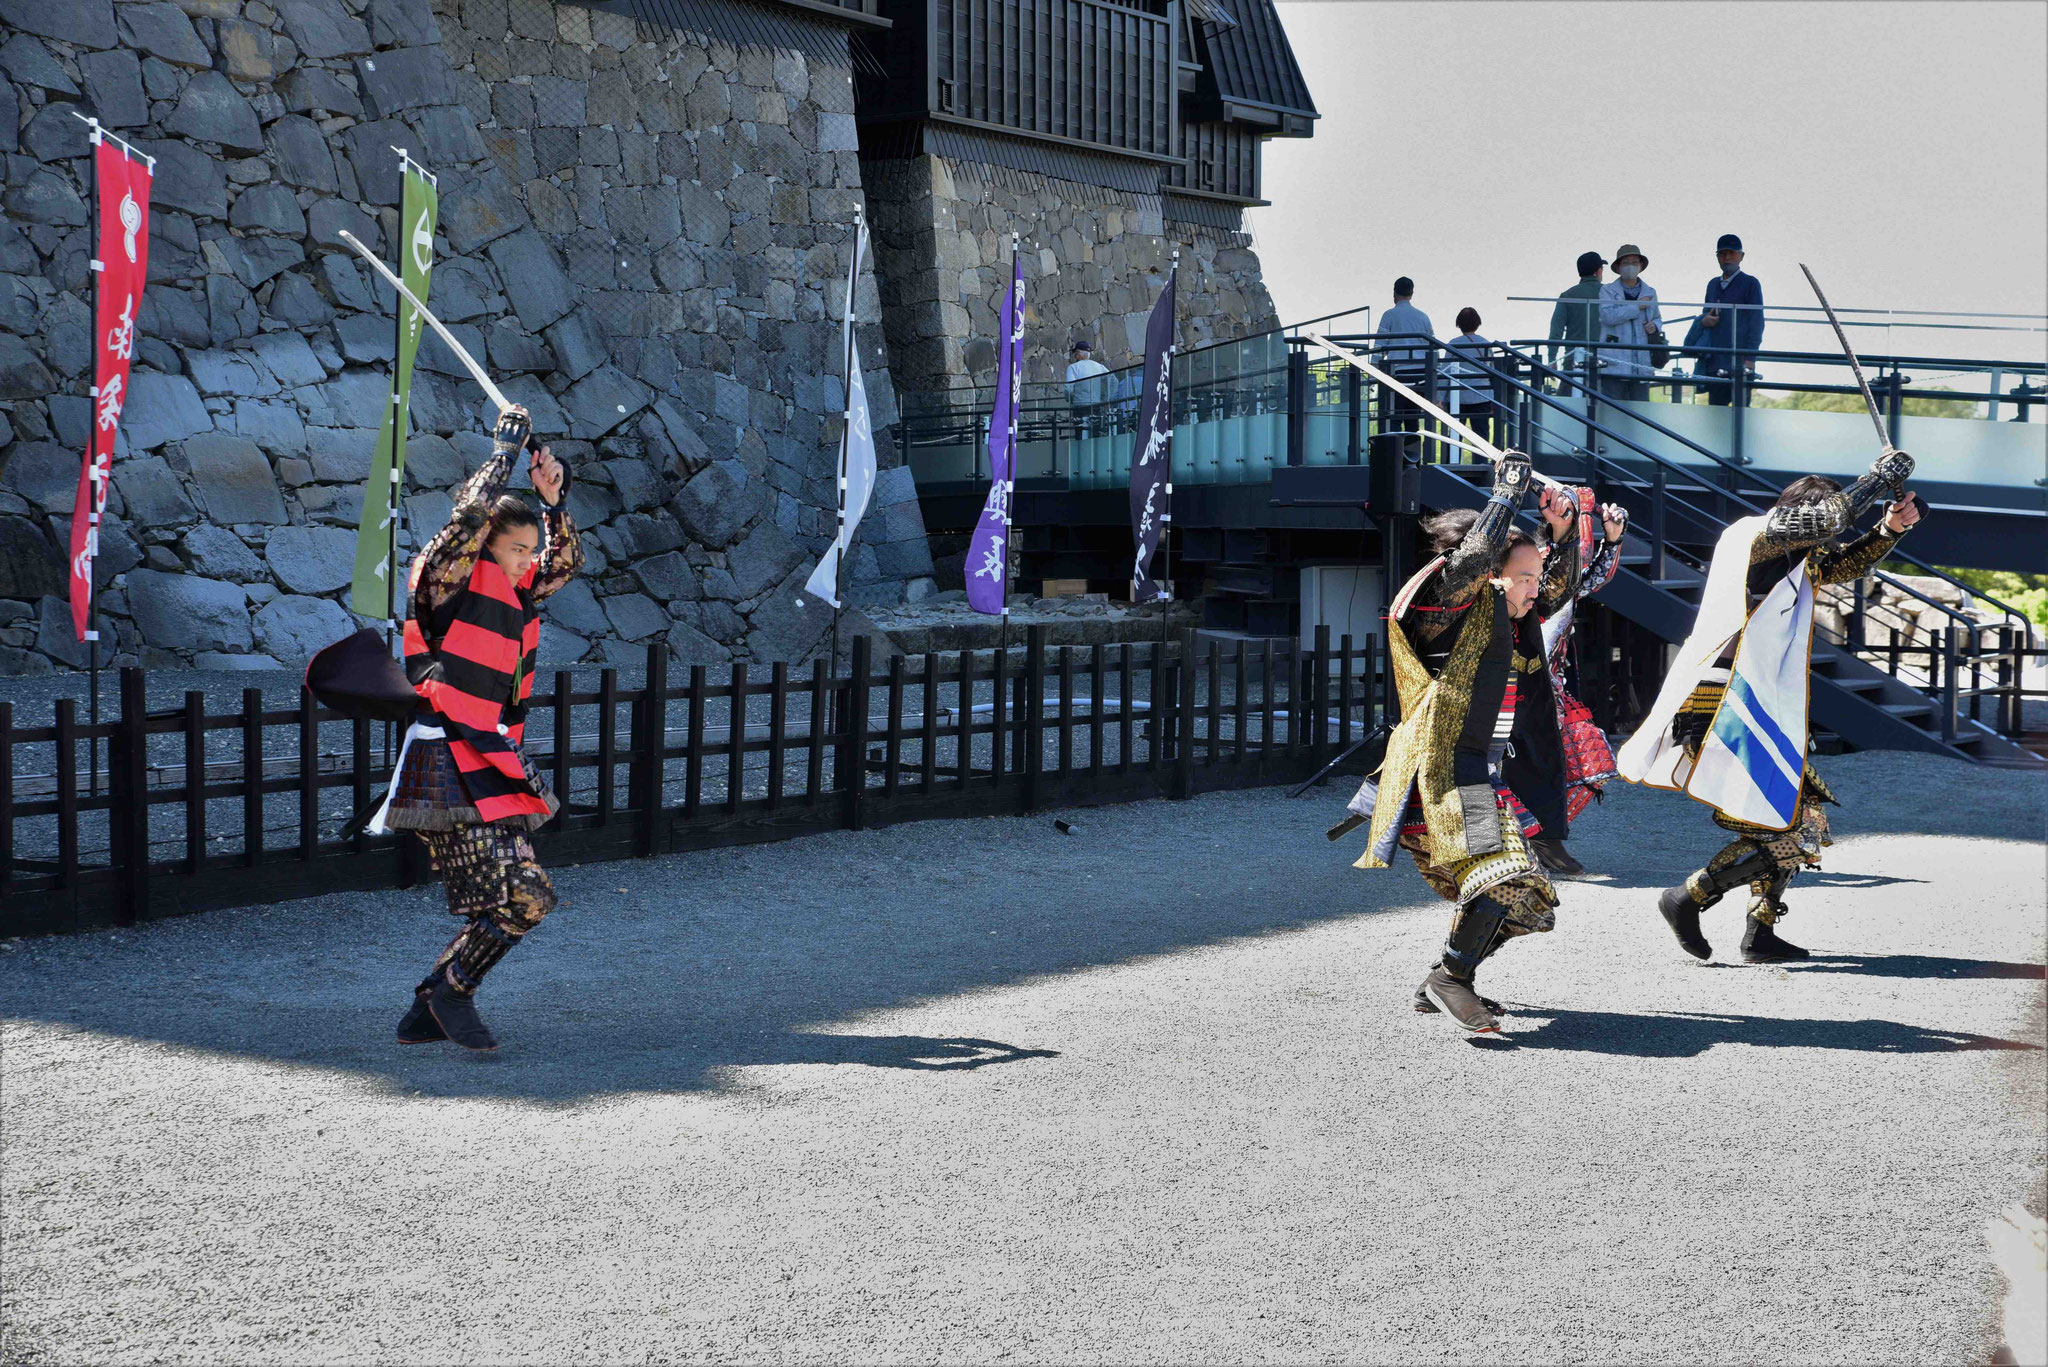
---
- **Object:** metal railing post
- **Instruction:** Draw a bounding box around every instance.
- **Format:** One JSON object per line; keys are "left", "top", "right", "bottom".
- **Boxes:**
{"left": 1940, "top": 625, "right": 1958, "bottom": 743}
{"left": 1649, "top": 465, "right": 1667, "bottom": 581}
{"left": 1344, "top": 363, "right": 1361, "bottom": 465}
{"left": 1286, "top": 345, "right": 1308, "bottom": 467}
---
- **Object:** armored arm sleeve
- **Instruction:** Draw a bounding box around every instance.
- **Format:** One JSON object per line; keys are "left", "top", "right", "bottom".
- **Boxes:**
{"left": 1436, "top": 457, "right": 1534, "bottom": 608}
{"left": 1536, "top": 517, "right": 1581, "bottom": 616}
{"left": 407, "top": 410, "right": 527, "bottom": 619}
{"left": 1808, "top": 523, "right": 1904, "bottom": 587}
{"left": 530, "top": 504, "right": 584, "bottom": 603}
{"left": 1579, "top": 536, "right": 1622, "bottom": 598}
{"left": 1754, "top": 449, "right": 1913, "bottom": 562}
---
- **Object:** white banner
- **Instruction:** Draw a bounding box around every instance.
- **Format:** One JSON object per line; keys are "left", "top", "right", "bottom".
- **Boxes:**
{"left": 803, "top": 219, "right": 877, "bottom": 609}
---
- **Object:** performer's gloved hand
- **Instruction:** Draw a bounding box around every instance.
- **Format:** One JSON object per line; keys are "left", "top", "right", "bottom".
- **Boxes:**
{"left": 1600, "top": 502, "right": 1629, "bottom": 542}
{"left": 529, "top": 444, "right": 570, "bottom": 508}
{"left": 1493, "top": 450, "right": 1534, "bottom": 503}
{"left": 493, "top": 404, "right": 533, "bottom": 456}
{"left": 1870, "top": 447, "right": 1914, "bottom": 497}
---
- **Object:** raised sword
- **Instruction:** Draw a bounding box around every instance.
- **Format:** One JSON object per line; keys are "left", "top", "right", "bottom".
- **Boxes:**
{"left": 337, "top": 229, "right": 514, "bottom": 415}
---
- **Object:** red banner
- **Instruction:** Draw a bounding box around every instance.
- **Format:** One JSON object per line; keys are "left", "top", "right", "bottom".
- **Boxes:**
{"left": 68, "top": 134, "right": 153, "bottom": 642}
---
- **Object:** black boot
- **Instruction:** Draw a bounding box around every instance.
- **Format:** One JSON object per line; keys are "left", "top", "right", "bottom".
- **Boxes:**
{"left": 425, "top": 977, "right": 499, "bottom": 1052}
{"left": 1657, "top": 883, "right": 1714, "bottom": 960}
{"left": 1530, "top": 838, "right": 1586, "bottom": 877}
{"left": 1413, "top": 977, "right": 1502, "bottom": 1015}
{"left": 1741, "top": 913, "right": 1809, "bottom": 963}
{"left": 396, "top": 990, "right": 446, "bottom": 1045}
{"left": 1419, "top": 899, "right": 1508, "bottom": 1034}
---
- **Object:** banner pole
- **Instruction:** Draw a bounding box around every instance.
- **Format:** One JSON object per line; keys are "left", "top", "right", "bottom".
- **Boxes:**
{"left": 829, "top": 208, "right": 862, "bottom": 708}
{"left": 85, "top": 119, "right": 103, "bottom": 798}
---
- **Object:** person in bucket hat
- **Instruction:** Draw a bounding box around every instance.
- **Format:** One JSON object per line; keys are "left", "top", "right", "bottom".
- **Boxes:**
{"left": 1596, "top": 244, "right": 1663, "bottom": 400}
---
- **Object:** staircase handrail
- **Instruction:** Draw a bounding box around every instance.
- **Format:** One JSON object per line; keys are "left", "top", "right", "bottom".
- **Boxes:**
{"left": 1313, "top": 332, "right": 2036, "bottom": 647}
{"left": 1504, "top": 336, "right": 2048, "bottom": 376}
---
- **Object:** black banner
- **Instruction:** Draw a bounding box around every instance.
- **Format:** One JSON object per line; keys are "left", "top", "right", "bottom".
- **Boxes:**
{"left": 1127, "top": 271, "right": 1176, "bottom": 602}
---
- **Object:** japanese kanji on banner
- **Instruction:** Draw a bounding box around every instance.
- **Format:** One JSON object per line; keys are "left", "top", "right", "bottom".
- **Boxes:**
{"left": 1127, "top": 268, "right": 1176, "bottom": 602}
{"left": 67, "top": 130, "right": 153, "bottom": 642}
{"left": 965, "top": 242, "right": 1024, "bottom": 615}
{"left": 350, "top": 157, "right": 439, "bottom": 617}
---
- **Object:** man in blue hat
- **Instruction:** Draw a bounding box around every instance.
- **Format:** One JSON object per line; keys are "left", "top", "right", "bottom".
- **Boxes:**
{"left": 1694, "top": 233, "right": 1764, "bottom": 406}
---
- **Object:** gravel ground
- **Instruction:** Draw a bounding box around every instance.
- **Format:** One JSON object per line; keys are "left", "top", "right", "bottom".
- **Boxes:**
{"left": 1, "top": 751, "right": 2042, "bottom": 1365}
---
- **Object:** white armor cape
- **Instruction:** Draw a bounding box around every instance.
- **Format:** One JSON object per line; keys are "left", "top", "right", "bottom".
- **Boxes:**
{"left": 1616, "top": 515, "right": 1815, "bottom": 831}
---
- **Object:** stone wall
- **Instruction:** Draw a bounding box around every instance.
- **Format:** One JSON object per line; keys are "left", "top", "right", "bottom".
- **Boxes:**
{"left": 862, "top": 153, "right": 1281, "bottom": 392}
{"left": 0, "top": 0, "right": 936, "bottom": 677}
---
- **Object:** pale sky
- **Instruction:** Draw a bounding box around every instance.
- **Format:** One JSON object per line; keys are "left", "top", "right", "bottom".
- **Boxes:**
{"left": 1249, "top": 1, "right": 2048, "bottom": 371}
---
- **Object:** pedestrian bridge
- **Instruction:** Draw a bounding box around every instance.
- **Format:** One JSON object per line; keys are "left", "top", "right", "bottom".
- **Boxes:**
{"left": 898, "top": 309, "right": 2045, "bottom": 766}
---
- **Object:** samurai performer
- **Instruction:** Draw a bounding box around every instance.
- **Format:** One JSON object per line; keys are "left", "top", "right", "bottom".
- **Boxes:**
{"left": 1527, "top": 491, "right": 1630, "bottom": 877}
{"left": 1343, "top": 454, "right": 1583, "bottom": 1035}
{"left": 1618, "top": 450, "right": 1920, "bottom": 963}
{"left": 372, "top": 405, "right": 583, "bottom": 1050}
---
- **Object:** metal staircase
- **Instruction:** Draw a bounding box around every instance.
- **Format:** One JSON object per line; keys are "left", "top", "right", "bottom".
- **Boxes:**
{"left": 1310, "top": 331, "right": 2044, "bottom": 769}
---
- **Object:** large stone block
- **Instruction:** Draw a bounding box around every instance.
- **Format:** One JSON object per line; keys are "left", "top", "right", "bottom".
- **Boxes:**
{"left": 252, "top": 333, "right": 326, "bottom": 388}
{"left": 0, "top": 35, "right": 78, "bottom": 94}
{"left": 601, "top": 590, "right": 668, "bottom": 640}
{"left": 0, "top": 333, "right": 56, "bottom": 398}
{"left": 562, "top": 365, "right": 651, "bottom": 440}
{"left": 117, "top": 456, "right": 201, "bottom": 526}
{"left": 281, "top": 67, "right": 364, "bottom": 119}
{"left": 0, "top": 0, "right": 117, "bottom": 50}
{"left": 0, "top": 515, "right": 67, "bottom": 602}
{"left": 125, "top": 570, "right": 253, "bottom": 652}
{"left": 268, "top": 115, "right": 340, "bottom": 193}
{"left": 671, "top": 459, "right": 762, "bottom": 551}
{"left": 540, "top": 578, "right": 609, "bottom": 637}
{"left": 485, "top": 229, "right": 573, "bottom": 332}
{"left": 369, "top": 0, "right": 438, "bottom": 48}
{"left": 727, "top": 524, "right": 804, "bottom": 600}
{"left": 77, "top": 49, "right": 147, "bottom": 128}
{"left": 180, "top": 523, "right": 267, "bottom": 582}
{"left": 253, "top": 593, "right": 355, "bottom": 661}
{"left": 117, "top": 3, "right": 210, "bottom": 68}
{"left": 137, "top": 142, "right": 226, "bottom": 221}
{"left": 35, "top": 593, "right": 90, "bottom": 668}
{"left": 167, "top": 71, "right": 265, "bottom": 155}
{"left": 229, "top": 183, "right": 307, "bottom": 237}
{"left": 741, "top": 565, "right": 832, "bottom": 662}
{"left": 308, "top": 200, "right": 380, "bottom": 255}
{"left": 185, "top": 431, "right": 288, "bottom": 524}
{"left": 0, "top": 443, "right": 76, "bottom": 514}
{"left": 632, "top": 549, "right": 699, "bottom": 602}
{"left": 444, "top": 169, "right": 529, "bottom": 255}
{"left": 354, "top": 45, "right": 456, "bottom": 120}
{"left": 664, "top": 618, "right": 730, "bottom": 666}
{"left": 275, "top": 0, "right": 372, "bottom": 60}
{"left": 2, "top": 170, "right": 87, "bottom": 226}
{"left": 235, "top": 398, "right": 309, "bottom": 455}
{"left": 263, "top": 524, "right": 357, "bottom": 594}
{"left": 122, "top": 371, "right": 212, "bottom": 450}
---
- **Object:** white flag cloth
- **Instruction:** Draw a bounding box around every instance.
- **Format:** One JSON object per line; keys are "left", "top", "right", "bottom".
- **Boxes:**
{"left": 1616, "top": 514, "right": 1814, "bottom": 829}
{"left": 804, "top": 223, "right": 876, "bottom": 609}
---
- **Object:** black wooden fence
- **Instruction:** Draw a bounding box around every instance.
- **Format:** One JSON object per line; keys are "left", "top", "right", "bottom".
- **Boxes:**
{"left": 1, "top": 625, "right": 1381, "bottom": 938}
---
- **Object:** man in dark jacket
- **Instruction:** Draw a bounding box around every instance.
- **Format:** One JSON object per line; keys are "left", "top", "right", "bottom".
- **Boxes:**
{"left": 1546, "top": 250, "right": 1605, "bottom": 376}
{"left": 1695, "top": 233, "right": 1764, "bottom": 406}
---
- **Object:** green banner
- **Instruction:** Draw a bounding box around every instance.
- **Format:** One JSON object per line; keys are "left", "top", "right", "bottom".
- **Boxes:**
{"left": 351, "top": 161, "right": 439, "bottom": 617}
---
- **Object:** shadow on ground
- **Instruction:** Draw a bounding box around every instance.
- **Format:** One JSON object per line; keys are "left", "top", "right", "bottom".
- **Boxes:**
{"left": 1486, "top": 1005, "right": 2043, "bottom": 1056}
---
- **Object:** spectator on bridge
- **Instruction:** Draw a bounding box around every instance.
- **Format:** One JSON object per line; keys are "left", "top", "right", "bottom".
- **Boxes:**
{"left": 1065, "top": 338, "right": 1110, "bottom": 434}
{"left": 1597, "top": 244, "right": 1664, "bottom": 403}
{"left": 1445, "top": 307, "right": 1498, "bottom": 445}
{"left": 1375, "top": 277, "right": 1435, "bottom": 458}
{"left": 1546, "top": 250, "right": 1606, "bottom": 376}
{"left": 1694, "top": 233, "right": 1765, "bottom": 407}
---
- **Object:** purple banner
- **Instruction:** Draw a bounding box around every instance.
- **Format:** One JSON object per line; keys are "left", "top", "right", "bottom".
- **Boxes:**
{"left": 1128, "top": 269, "right": 1176, "bottom": 601}
{"left": 967, "top": 246, "right": 1025, "bottom": 614}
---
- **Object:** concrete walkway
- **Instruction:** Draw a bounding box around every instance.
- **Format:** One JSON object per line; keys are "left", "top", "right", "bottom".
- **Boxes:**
{"left": 2, "top": 752, "right": 2042, "bottom": 1365}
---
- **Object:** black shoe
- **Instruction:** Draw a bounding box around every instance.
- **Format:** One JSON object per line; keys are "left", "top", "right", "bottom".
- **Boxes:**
{"left": 1530, "top": 838, "right": 1586, "bottom": 877}
{"left": 396, "top": 991, "right": 446, "bottom": 1045}
{"left": 1657, "top": 884, "right": 1713, "bottom": 960}
{"left": 1741, "top": 915, "right": 1809, "bottom": 963}
{"left": 1418, "top": 966, "right": 1500, "bottom": 1034}
{"left": 1414, "top": 976, "right": 1502, "bottom": 1015}
{"left": 426, "top": 979, "right": 499, "bottom": 1052}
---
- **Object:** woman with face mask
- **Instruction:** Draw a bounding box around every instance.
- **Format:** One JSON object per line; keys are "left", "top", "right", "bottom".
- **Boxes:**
{"left": 1595, "top": 245, "right": 1663, "bottom": 402}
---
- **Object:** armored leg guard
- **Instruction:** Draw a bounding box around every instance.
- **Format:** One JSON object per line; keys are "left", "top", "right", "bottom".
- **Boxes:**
{"left": 1419, "top": 898, "right": 1510, "bottom": 1033}
{"left": 413, "top": 914, "right": 527, "bottom": 1051}
{"left": 1660, "top": 841, "right": 1781, "bottom": 960}
{"left": 1741, "top": 871, "right": 1808, "bottom": 962}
